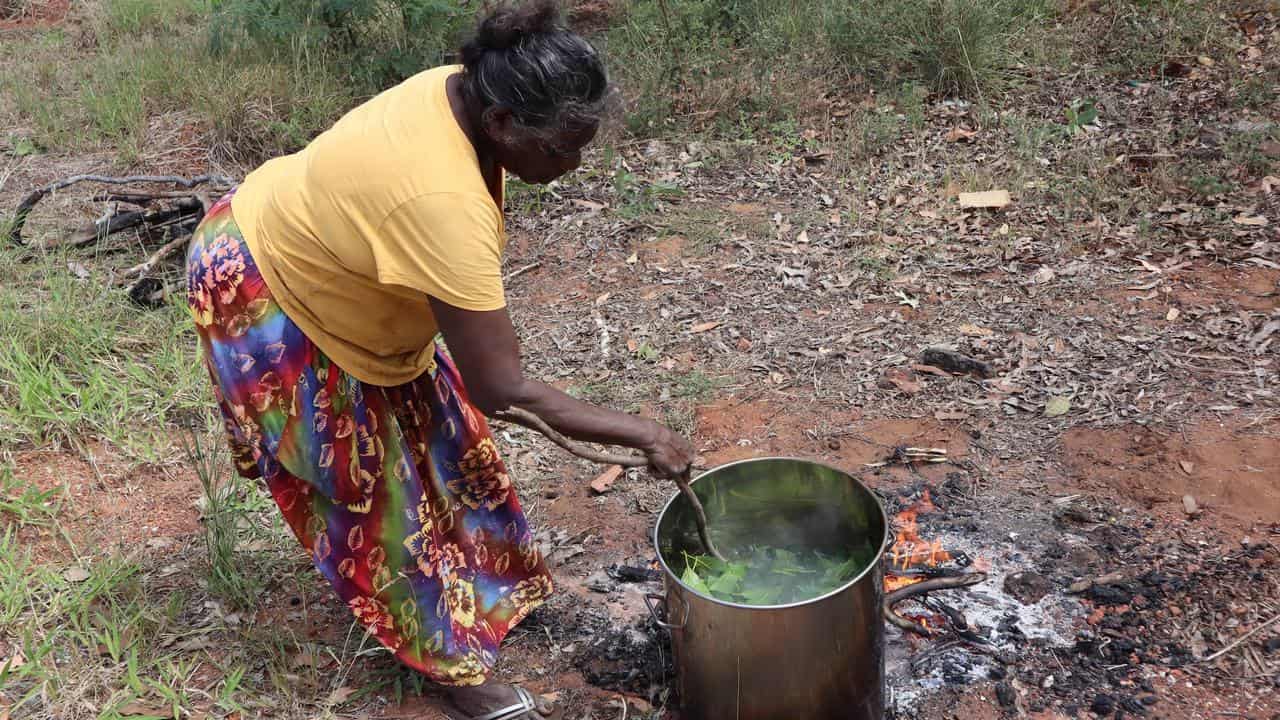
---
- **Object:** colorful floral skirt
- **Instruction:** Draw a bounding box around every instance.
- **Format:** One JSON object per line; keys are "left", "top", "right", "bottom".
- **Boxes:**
{"left": 186, "top": 192, "right": 552, "bottom": 686}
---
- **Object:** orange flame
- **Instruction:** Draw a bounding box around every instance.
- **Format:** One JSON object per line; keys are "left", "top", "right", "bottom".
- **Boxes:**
{"left": 888, "top": 489, "right": 952, "bottom": 574}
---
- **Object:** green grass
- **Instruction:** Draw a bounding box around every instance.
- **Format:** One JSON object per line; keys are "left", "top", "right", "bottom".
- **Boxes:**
{"left": 1224, "top": 126, "right": 1280, "bottom": 179}
{"left": 186, "top": 430, "right": 274, "bottom": 611}
{"left": 826, "top": 0, "right": 1051, "bottom": 96}
{"left": 1092, "top": 0, "right": 1235, "bottom": 78}
{"left": 0, "top": 249, "right": 208, "bottom": 460}
{"left": 0, "top": 0, "right": 353, "bottom": 164}
{"left": 96, "top": 0, "right": 209, "bottom": 37}
{"left": 0, "top": 523, "right": 283, "bottom": 720}
{"left": 0, "top": 428, "right": 335, "bottom": 720}
{"left": 0, "top": 462, "right": 61, "bottom": 528}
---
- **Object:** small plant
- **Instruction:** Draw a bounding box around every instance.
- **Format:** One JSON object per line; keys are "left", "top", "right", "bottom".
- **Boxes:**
{"left": 506, "top": 177, "right": 549, "bottom": 215}
{"left": 1232, "top": 76, "right": 1276, "bottom": 110}
{"left": 185, "top": 432, "right": 261, "bottom": 610}
{"left": 1063, "top": 98, "right": 1099, "bottom": 135}
{"left": 1224, "top": 128, "right": 1280, "bottom": 178}
{"left": 1187, "top": 173, "right": 1231, "bottom": 198}
{"left": 634, "top": 341, "right": 661, "bottom": 363}
{"left": 613, "top": 171, "right": 685, "bottom": 219}
{"left": 0, "top": 463, "right": 60, "bottom": 527}
{"left": 8, "top": 136, "right": 38, "bottom": 157}
{"left": 667, "top": 370, "right": 722, "bottom": 401}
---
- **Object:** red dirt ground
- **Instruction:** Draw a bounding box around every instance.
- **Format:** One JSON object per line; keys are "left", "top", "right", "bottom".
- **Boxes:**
{"left": 1061, "top": 419, "right": 1280, "bottom": 525}
{"left": 0, "top": 0, "right": 68, "bottom": 30}
{"left": 12, "top": 443, "right": 201, "bottom": 562}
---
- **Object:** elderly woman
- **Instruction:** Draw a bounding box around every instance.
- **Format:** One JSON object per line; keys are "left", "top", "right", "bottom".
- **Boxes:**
{"left": 185, "top": 2, "right": 694, "bottom": 718}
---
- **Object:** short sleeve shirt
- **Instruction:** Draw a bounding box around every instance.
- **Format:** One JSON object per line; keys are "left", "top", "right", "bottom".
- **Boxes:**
{"left": 230, "top": 65, "right": 504, "bottom": 386}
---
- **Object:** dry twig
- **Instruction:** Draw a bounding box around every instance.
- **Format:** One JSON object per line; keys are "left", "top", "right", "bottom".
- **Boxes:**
{"left": 1200, "top": 612, "right": 1280, "bottom": 664}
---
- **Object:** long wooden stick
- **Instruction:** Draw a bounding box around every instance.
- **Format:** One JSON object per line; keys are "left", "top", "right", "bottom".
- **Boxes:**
{"left": 493, "top": 407, "right": 725, "bottom": 560}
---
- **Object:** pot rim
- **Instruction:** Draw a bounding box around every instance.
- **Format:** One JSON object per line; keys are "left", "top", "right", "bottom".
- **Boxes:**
{"left": 652, "top": 456, "right": 891, "bottom": 610}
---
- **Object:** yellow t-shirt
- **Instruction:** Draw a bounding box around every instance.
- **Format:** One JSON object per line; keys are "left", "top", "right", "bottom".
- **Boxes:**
{"left": 231, "top": 65, "right": 505, "bottom": 386}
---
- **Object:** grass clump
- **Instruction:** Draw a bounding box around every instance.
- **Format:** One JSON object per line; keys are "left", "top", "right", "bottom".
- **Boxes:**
{"left": 825, "top": 0, "right": 1050, "bottom": 96}
{"left": 207, "top": 0, "right": 472, "bottom": 95}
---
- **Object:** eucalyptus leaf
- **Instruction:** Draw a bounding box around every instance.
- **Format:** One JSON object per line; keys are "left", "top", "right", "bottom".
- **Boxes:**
{"left": 1044, "top": 396, "right": 1071, "bottom": 417}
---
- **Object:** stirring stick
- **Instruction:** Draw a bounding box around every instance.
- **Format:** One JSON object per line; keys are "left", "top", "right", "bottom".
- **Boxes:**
{"left": 494, "top": 407, "right": 726, "bottom": 560}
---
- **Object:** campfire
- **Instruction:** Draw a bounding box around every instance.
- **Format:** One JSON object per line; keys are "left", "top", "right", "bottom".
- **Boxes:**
{"left": 882, "top": 489, "right": 988, "bottom": 640}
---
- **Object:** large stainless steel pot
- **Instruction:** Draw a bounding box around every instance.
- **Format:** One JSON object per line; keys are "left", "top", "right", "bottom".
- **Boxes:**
{"left": 649, "top": 457, "right": 889, "bottom": 720}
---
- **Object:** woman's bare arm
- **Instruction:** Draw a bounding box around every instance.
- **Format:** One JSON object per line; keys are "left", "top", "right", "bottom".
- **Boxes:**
{"left": 429, "top": 298, "right": 694, "bottom": 477}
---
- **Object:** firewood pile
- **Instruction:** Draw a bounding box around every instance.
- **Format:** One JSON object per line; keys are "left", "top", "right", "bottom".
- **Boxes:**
{"left": 5, "top": 174, "right": 233, "bottom": 307}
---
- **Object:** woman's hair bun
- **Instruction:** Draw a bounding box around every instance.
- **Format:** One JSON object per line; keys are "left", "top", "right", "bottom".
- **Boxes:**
{"left": 460, "top": 0, "right": 607, "bottom": 130}
{"left": 464, "top": 0, "right": 562, "bottom": 59}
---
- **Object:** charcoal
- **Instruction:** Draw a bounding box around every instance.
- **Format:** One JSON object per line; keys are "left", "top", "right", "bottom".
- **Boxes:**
{"left": 995, "top": 681, "right": 1016, "bottom": 708}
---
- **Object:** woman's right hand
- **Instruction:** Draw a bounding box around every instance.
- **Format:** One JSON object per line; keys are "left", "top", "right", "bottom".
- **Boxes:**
{"left": 641, "top": 422, "right": 696, "bottom": 479}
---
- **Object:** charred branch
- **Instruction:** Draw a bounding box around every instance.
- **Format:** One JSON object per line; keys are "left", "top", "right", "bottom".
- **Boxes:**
{"left": 883, "top": 572, "right": 988, "bottom": 636}
{"left": 7, "top": 173, "right": 230, "bottom": 245}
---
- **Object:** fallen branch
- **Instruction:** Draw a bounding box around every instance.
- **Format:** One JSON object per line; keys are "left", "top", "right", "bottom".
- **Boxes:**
{"left": 866, "top": 446, "right": 949, "bottom": 467}
{"left": 503, "top": 261, "right": 542, "bottom": 282}
{"left": 493, "top": 406, "right": 724, "bottom": 560}
{"left": 68, "top": 198, "right": 203, "bottom": 248}
{"left": 7, "top": 173, "right": 230, "bottom": 245}
{"left": 883, "top": 572, "right": 988, "bottom": 636}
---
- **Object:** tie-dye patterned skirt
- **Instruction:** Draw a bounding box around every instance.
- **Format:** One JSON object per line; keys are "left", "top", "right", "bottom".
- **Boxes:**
{"left": 186, "top": 192, "right": 552, "bottom": 686}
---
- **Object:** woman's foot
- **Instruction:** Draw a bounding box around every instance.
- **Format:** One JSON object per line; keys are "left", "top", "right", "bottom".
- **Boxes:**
{"left": 446, "top": 683, "right": 553, "bottom": 719}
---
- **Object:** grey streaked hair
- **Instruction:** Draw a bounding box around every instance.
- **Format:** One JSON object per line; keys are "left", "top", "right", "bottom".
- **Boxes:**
{"left": 460, "top": 0, "right": 609, "bottom": 137}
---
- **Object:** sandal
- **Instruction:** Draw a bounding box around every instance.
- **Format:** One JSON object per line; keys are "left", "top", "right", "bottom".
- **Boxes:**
{"left": 460, "top": 686, "right": 549, "bottom": 720}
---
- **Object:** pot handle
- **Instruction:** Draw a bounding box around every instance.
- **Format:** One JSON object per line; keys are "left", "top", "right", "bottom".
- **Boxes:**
{"left": 644, "top": 592, "right": 687, "bottom": 631}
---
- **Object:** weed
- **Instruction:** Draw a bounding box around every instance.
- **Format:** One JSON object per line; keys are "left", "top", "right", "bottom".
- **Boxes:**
{"left": 1224, "top": 128, "right": 1280, "bottom": 179}
{"left": 1063, "top": 98, "right": 1099, "bottom": 135}
{"left": 613, "top": 171, "right": 684, "bottom": 218}
{"left": 8, "top": 135, "right": 38, "bottom": 157}
{"left": 1232, "top": 75, "right": 1277, "bottom": 111}
{"left": 605, "top": 0, "right": 832, "bottom": 136}
{"left": 208, "top": 0, "right": 471, "bottom": 92}
{"left": 1187, "top": 173, "right": 1231, "bottom": 198}
{"left": 667, "top": 370, "right": 722, "bottom": 402}
{"left": 1002, "top": 112, "right": 1063, "bottom": 164}
{"left": 634, "top": 341, "right": 661, "bottom": 363}
{"left": 658, "top": 205, "right": 724, "bottom": 254}
{"left": 96, "top": 0, "right": 208, "bottom": 37}
{"left": 1094, "top": 0, "right": 1233, "bottom": 78}
{"left": 839, "top": 109, "right": 903, "bottom": 166}
{"left": 0, "top": 462, "right": 60, "bottom": 527}
{"left": 185, "top": 431, "right": 267, "bottom": 610}
{"left": 507, "top": 177, "right": 551, "bottom": 215}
